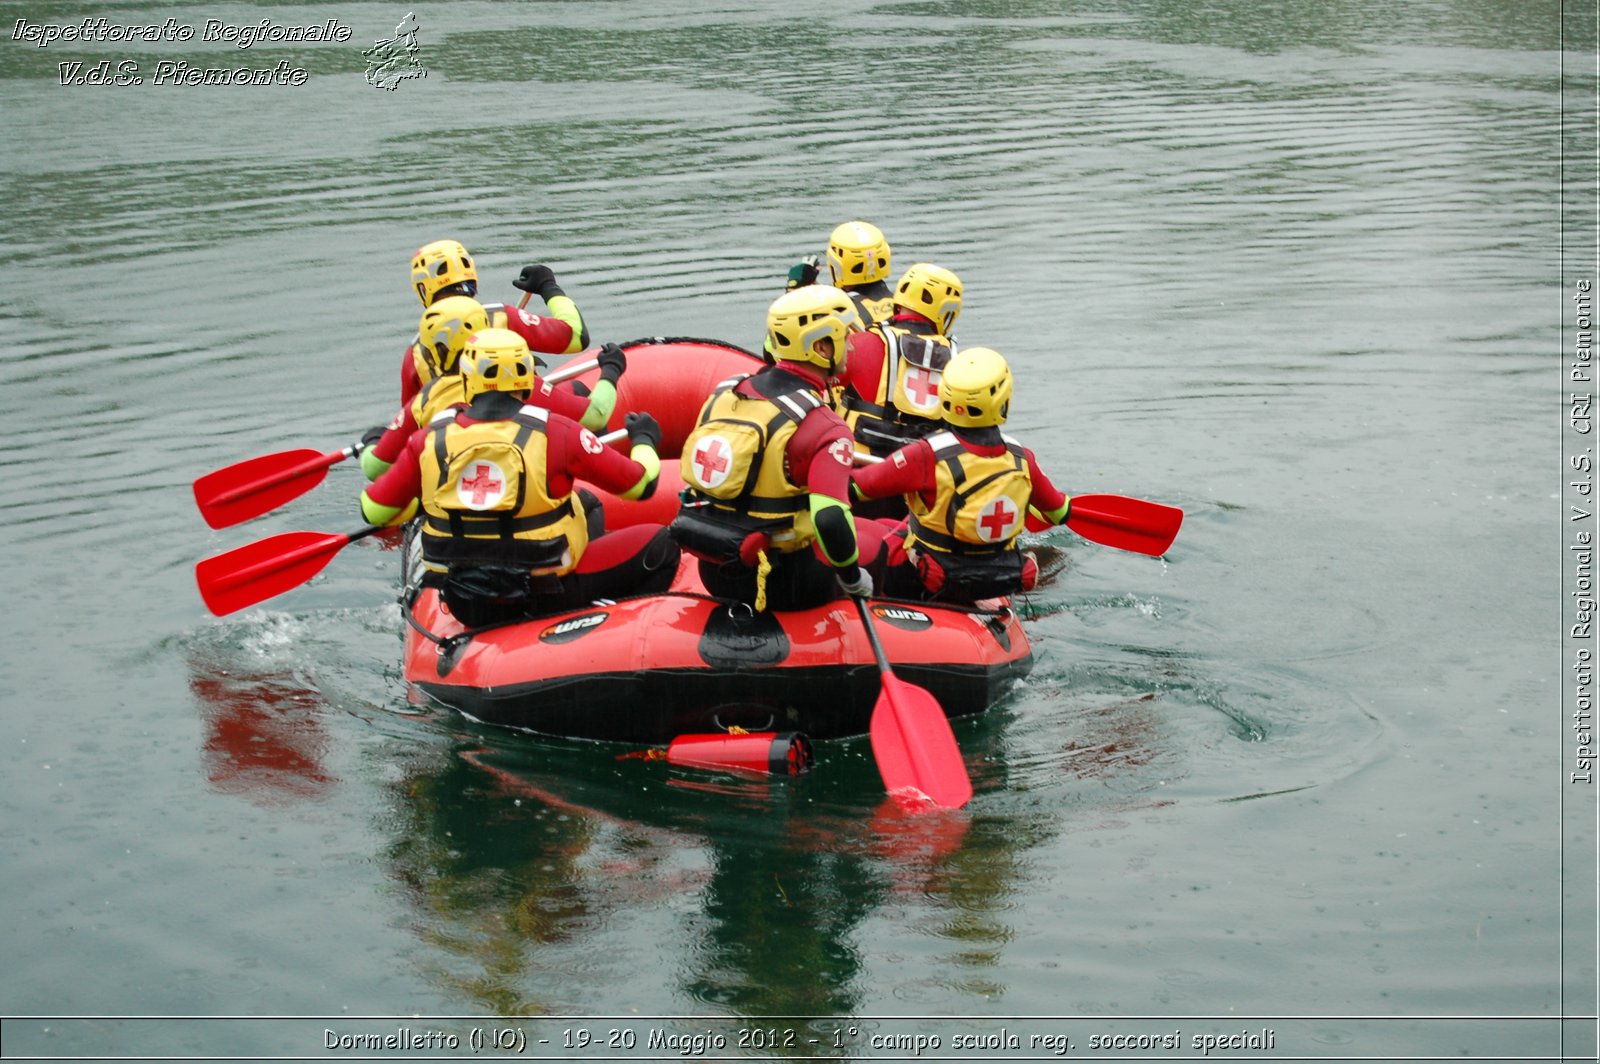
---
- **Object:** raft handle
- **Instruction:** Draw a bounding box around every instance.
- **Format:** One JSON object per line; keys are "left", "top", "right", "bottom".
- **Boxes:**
{"left": 401, "top": 592, "right": 448, "bottom": 648}
{"left": 713, "top": 711, "right": 776, "bottom": 733}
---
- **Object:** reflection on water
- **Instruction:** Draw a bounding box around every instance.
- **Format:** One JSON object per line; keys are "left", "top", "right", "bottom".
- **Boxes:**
{"left": 362, "top": 729, "right": 1080, "bottom": 1018}
{"left": 188, "top": 656, "right": 337, "bottom": 804}
{"left": 174, "top": 568, "right": 1383, "bottom": 1016}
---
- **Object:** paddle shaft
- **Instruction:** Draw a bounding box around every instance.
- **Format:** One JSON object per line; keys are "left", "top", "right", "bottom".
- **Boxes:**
{"left": 207, "top": 444, "right": 358, "bottom": 506}
{"left": 197, "top": 355, "right": 605, "bottom": 517}
{"left": 544, "top": 355, "right": 599, "bottom": 386}
{"left": 853, "top": 594, "right": 897, "bottom": 682}
{"left": 208, "top": 525, "right": 383, "bottom": 595}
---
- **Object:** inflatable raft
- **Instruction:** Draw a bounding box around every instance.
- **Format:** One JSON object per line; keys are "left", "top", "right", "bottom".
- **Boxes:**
{"left": 400, "top": 338, "right": 1034, "bottom": 744}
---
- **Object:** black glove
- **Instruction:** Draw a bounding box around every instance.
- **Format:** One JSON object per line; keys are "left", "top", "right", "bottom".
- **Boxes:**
{"left": 786, "top": 255, "right": 821, "bottom": 290}
{"left": 596, "top": 342, "right": 627, "bottom": 384}
{"left": 359, "top": 424, "right": 387, "bottom": 449}
{"left": 512, "top": 264, "right": 558, "bottom": 298}
{"left": 625, "top": 411, "right": 662, "bottom": 450}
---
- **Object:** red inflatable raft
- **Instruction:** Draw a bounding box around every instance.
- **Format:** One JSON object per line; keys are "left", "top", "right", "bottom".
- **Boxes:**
{"left": 400, "top": 338, "right": 1034, "bottom": 744}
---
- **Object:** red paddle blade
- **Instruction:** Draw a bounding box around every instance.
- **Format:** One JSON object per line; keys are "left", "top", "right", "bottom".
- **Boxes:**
{"left": 1054, "top": 493, "right": 1184, "bottom": 556}
{"left": 869, "top": 675, "right": 974, "bottom": 809}
{"left": 195, "top": 530, "right": 354, "bottom": 616}
{"left": 193, "top": 449, "right": 344, "bottom": 529}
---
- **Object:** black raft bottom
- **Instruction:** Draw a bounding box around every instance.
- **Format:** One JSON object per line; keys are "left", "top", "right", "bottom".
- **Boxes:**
{"left": 413, "top": 656, "right": 1033, "bottom": 745}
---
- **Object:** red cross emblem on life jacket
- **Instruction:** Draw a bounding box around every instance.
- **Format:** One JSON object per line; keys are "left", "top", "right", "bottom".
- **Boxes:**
{"left": 977, "top": 498, "right": 1017, "bottom": 542}
{"left": 692, "top": 436, "right": 732, "bottom": 488}
{"left": 460, "top": 462, "right": 504, "bottom": 508}
{"left": 903, "top": 367, "right": 939, "bottom": 411}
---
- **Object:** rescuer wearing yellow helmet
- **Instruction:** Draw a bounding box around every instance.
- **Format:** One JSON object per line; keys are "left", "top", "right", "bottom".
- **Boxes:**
{"left": 364, "top": 240, "right": 600, "bottom": 476}
{"left": 671, "top": 285, "right": 886, "bottom": 611}
{"left": 850, "top": 347, "right": 1070, "bottom": 604}
{"left": 400, "top": 240, "right": 591, "bottom": 403}
{"left": 785, "top": 221, "right": 896, "bottom": 327}
{"left": 828, "top": 260, "right": 966, "bottom": 520}
{"left": 361, "top": 295, "right": 627, "bottom": 481}
{"left": 360, "top": 329, "right": 676, "bottom": 627}
{"left": 836, "top": 259, "right": 963, "bottom": 448}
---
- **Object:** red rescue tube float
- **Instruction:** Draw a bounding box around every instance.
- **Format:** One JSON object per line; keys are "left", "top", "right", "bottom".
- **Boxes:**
{"left": 665, "top": 731, "right": 815, "bottom": 777}
{"left": 401, "top": 338, "right": 1034, "bottom": 744}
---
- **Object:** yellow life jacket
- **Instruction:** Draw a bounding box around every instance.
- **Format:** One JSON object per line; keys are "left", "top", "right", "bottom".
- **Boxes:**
{"left": 676, "top": 374, "right": 824, "bottom": 555}
{"left": 843, "top": 321, "right": 957, "bottom": 458}
{"left": 408, "top": 339, "right": 431, "bottom": 390}
{"left": 906, "top": 431, "right": 1032, "bottom": 557}
{"left": 417, "top": 404, "right": 589, "bottom": 575}
{"left": 410, "top": 372, "right": 467, "bottom": 429}
{"left": 847, "top": 283, "right": 894, "bottom": 329}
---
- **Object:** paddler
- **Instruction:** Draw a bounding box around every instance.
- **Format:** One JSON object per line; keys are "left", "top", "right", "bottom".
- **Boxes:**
{"left": 360, "top": 295, "right": 627, "bottom": 482}
{"left": 783, "top": 220, "right": 896, "bottom": 328}
{"left": 360, "top": 240, "right": 597, "bottom": 477}
{"left": 671, "top": 285, "right": 883, "bottom": 612}
{"left": 835, "top": 260, "right": 963, "bottom": 457}
{"left": 850, "top": 347, "right": 1068, "bottom": 605}
{"left": 359, "top": 328, "right": 677, "bottom": 628}
{"left": 831, "top": 264, "right": 965, "bottom": 522}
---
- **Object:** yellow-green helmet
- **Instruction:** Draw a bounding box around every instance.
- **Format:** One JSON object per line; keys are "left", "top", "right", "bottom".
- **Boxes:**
{"left": 939, "top": 347, "right": 1013, "bottom": 428}
{"left": 766, "top": 285, "right": 861, "bottom": 373}
{"left": 826, "top": 220, "right": 891, "bottom": 287}
{"left": 410, "top": 239, "right": 478, "bottom": 306}
{"left": 418, "top": 296, "right": 491, "bottom": 377}
{"left": 459, "top": 328, "right": 537, "bottom": 400}
{"left": 893, "top": 262, "right": 962, "bottom": 334}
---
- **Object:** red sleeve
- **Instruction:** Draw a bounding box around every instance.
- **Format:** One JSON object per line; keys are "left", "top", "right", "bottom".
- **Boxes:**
{"left": 371, "top": 402, "right": 418, "bottom": 464}
{"left": 528, "top": 377, "right": 592, "bottom": 422}
{"left": 366, "top": 431, "right": 425, "bottom": 509}
{"left": 852, "top": 439, "right": 936, "bottom": 503}
{"left": 503, "top": 304, "right": 576, "bottom": 356}
{"left": 399, "top": 345, "right": 421, "bottom": 407}
{"left": 840, "top": 330, "right": 886, "bottom": 404}
{"left": 1024, "top": 447, "right": 1068, "bottom": 513}
{"left": 784, "top": 409, "right": 855, "bottom": 500}
{"left": 544, "top": 414, "right": 646, "bottom": 497}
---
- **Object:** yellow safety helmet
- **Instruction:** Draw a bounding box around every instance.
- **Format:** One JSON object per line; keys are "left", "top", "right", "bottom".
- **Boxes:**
{"left": 939, "top": 347, "right": 1013, "bottom": 428}
{"left": 418, "top": 296, "right": 491, "bottom": 377}
{"left": 459, "top": 328, "right": 537, "bottom": 401}
{"left": 893, "top": 262, "right": 962, "bottom": 334}
{"left": 410, "top": 239, "right": 478, "bottom": 306}
{"left": 766, "top": 285, "right": 861, "bottom": 373}
{"left": 826, "top": 220, "right": 891, "bottom": 287}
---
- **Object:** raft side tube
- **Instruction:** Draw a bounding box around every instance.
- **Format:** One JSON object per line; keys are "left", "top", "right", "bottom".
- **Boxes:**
{"left": 404, "top": 586, "right": 1032, "bottom": 743}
